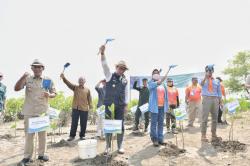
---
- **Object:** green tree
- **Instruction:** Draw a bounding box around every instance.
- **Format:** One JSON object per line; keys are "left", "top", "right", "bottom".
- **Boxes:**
{"left": 223, "top": 51, "right": 250, "bottom": 92}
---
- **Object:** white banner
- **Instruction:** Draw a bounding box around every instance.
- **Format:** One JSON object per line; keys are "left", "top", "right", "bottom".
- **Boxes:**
{"left": 139, "top": 103, "right": 149, "bottom": 113}
{"left": 130, "top": 105, "right": 138, "bottom": 114}
{"left": 96, "top": 106, "right": 105, "bottom": 118}
{"left": 174, "top": 104, "right": 187, "bottom": 121}
{"left": 226, "top": 100, "right": 240, "bottom": 114}
{"left": 48, "top": 107, "right": 60, "bottom": 120}
{"left": 103, "top": 120, "right": 122, "bottom": 134}
{"left": 28, "top": 116, "right": 50, "bottom": 133}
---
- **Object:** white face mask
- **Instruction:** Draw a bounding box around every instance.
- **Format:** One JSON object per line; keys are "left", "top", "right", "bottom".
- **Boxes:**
{"left": 152, "top": 74, "right": 160, "bottom": 81}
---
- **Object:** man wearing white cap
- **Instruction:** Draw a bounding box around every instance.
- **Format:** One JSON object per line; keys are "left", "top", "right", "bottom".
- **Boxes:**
{"left": 15, "top": 59, "right": 56, "bottom": 165}
{"left": 99, "top": 45, "right": 129, "bottom": 154}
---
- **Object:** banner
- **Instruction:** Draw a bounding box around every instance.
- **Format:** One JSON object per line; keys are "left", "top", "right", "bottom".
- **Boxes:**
{"left": 226, "top": 100, "right": 240, "bottom": 114}
{"left": 48, "top": 107, "right": 60, "bottom": 120}
{"left": 28, "top": 116, "right": 50, "bottom": 133}
{"left": 139, "top": 103, "right": 149, "bottom": 113}
{"left": 174, "top": 104, "right": 187, "bottom": 121}
{"left": 96, "top": 106, "right": 105, "bottom": 118}
{"left": 130, "top": 105, "right": 138, "bottom": 114}
{"left": 103, "top": 120, "right": 122, "bottom": 134}
{"left": 130, "top": 72, "right": 205, "bottom": 89}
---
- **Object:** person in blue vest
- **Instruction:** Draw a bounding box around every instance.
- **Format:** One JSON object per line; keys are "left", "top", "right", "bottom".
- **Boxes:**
{"left": 99, "top": 45, "right": 129, "bottom": 154}
{"left": 95, "top": 79, "right": 106, "bottom": 139}
{"left": 148, "top": 69, "right": 169, "bottom": 147}
{"left": 0, "top": 72, "right": 7, "bottom": 124}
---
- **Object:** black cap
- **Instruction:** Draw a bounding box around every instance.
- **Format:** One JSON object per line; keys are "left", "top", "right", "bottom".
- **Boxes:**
{"left": 167, "top": 78, "right": 173, "bottom": 82}
{"left": 216, "top": 77, "right": 223, "bottom": 82}
{"left": 152, "top": 69, "right": 160, "bottom": 75}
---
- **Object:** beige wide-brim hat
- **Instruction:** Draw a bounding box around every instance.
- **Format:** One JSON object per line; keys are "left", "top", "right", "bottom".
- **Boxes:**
{"left": 31, "top": 59, "right": 44, "bottom": 67}
{"left": 115, "top": 60, "right": 129, "bottom": 70}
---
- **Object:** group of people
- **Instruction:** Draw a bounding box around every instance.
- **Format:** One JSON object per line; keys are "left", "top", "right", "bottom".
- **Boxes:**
{"left": 0, "top": 44, "right": 247, "bottom": 165}
{"left": 131, "top": 65, "right": 227, "bottom": 146}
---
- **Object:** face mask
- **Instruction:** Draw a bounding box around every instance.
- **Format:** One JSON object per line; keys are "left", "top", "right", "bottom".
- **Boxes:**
{"left": 152, "top": 74, "right": 160, "bottom": 81}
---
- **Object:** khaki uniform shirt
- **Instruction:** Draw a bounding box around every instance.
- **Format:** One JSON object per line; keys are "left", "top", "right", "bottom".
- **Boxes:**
{"left": 22, "top": 75, "right": 56, "bottom": 116}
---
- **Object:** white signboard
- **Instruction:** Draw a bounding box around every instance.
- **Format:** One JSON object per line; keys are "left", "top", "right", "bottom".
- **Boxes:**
{"left": 174, "top": 104, "right": 187, "bottom": 121}
{"left": 28, "top": 116, "right": 50, "bottom": 133}
{"left": 226, "top": 100, "right": 240, "bottom": 114}
{"left": 139, "top": 103, "right": 149, "bottom": 113}
{"left": 103, "top": 120, "right": 122, "bottom": 134}
{"left": 97, "top": 107, "right": 105, "bottom": 118}
{"left": 130, "top": 105, "right": 138, "bottom": 114}
{"left": 48, "top": 107, "right": 60, "bottom": 120}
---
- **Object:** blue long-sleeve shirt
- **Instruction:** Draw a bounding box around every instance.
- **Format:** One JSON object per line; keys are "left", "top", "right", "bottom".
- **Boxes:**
{"left": 148, "top": 80, "right": 169, "bottom": 113}
{"left": 201, "top": 79, "right": 222, "bottom": 98}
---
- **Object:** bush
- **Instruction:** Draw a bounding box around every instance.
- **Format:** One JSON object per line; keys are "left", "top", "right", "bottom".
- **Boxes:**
{"left": 4, "top": 97, "right": 24, "bottom": 122}
{"left": 224, "top": 97, "right": 250, "bottom": 113}
{"left": 3, "top": 92, "right": 140, "bottom": 123}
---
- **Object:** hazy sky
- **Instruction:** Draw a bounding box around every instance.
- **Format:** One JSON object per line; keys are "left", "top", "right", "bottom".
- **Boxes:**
{"left": 1, "top": 0, "right": 250, "bottom": 99}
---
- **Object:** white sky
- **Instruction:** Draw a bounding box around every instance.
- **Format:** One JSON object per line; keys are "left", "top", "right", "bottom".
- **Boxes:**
{"left": 1, "top": 0, "right": 250, "bottom": 99}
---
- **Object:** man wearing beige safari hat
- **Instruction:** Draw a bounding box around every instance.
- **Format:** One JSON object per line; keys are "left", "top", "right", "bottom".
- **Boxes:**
{"left": 115, "top": 60, "right": 129, "bottom": 71}
{"left": 99, "top": 45, "right": 129, "bottom": 154}
{"left": 15, "top": 59, "right": 57, "bottom": 165}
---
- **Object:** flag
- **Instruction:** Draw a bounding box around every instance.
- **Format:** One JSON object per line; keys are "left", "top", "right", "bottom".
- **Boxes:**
{"left": 64, "top": 62, "right": 70, "bottom": 69}
{"left": 169, "top": 65, "right": 178, "bottom": 69}
{"left": 105, "top": 38, "right": 115, "bottom": 44}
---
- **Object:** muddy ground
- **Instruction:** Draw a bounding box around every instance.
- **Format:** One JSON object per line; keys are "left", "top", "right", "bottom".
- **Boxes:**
{"left": 1, "top": 112, "right": 250, "bottom": 166}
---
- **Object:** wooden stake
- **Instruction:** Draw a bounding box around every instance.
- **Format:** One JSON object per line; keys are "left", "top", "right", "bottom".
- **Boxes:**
{"left": 34, "top": 133, "right": 38, "bottom": 165}
{"left": 180, "top": 121, "right": 185, "bottom": 149}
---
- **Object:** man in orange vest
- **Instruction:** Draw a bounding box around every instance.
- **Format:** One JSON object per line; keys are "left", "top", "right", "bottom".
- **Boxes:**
{"left": 185, "top": 77, "right": 202, "bottom": 127}
{"left": 216, "top": 77, "right": 227, "bottom": 124}
{"left": 166, "top": 78, "right": 179, "bottom": 134}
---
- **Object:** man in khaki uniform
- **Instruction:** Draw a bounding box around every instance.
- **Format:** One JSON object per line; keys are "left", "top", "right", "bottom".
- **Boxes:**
{"left": 15, "top": 59, "right": 56, "bottom": 165}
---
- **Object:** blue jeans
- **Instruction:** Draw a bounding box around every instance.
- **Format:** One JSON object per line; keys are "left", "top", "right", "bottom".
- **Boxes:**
{"left": 150, "top": 107, "right": 164, "bottom": 142}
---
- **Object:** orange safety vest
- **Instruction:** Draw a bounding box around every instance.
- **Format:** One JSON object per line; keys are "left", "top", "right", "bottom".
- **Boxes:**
{"left": 185, "top": 85, "right": 201, "bottom": 102}
{"left": 168, "top": 87, "right": 179, "bottom": 105}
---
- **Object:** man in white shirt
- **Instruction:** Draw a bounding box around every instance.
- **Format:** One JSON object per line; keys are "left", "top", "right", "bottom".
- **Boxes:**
{"left": 99, "top": 45, "right": 129, "bottom": 154}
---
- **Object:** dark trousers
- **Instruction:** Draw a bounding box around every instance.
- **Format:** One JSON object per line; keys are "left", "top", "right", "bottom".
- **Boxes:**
{"left": 166, "top": 105, "right": 177, "bottom": 129}
{"left": 135, "top": 108, "right": 149, "bottom": 129}
{"left": 70, "top": 109, "right": 88, "bottom": 138}
{"left": 218, "top": 106, "right": 223, "bottom": 122}
{"left": 105, "top": 105, "right": 125, "bottom": 149}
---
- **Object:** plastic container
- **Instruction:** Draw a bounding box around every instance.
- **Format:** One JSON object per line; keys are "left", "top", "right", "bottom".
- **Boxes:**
{"left": 78, "top": 139, "right": 97, "bottom": 159}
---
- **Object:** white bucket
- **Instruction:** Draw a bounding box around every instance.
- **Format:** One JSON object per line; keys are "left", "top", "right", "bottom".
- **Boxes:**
{"left": 78, "top": 139, "right": 97, "bottom": 159}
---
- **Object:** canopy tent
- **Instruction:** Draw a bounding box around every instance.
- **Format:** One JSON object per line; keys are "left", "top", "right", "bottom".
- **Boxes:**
{"left": 130, "top": 72, "right": 205, "bottom": 89}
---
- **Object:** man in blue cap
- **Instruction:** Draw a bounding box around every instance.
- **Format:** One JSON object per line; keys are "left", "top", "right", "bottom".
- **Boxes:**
{"left": 200, "top": 65, "right": 222, "bottom": 142}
